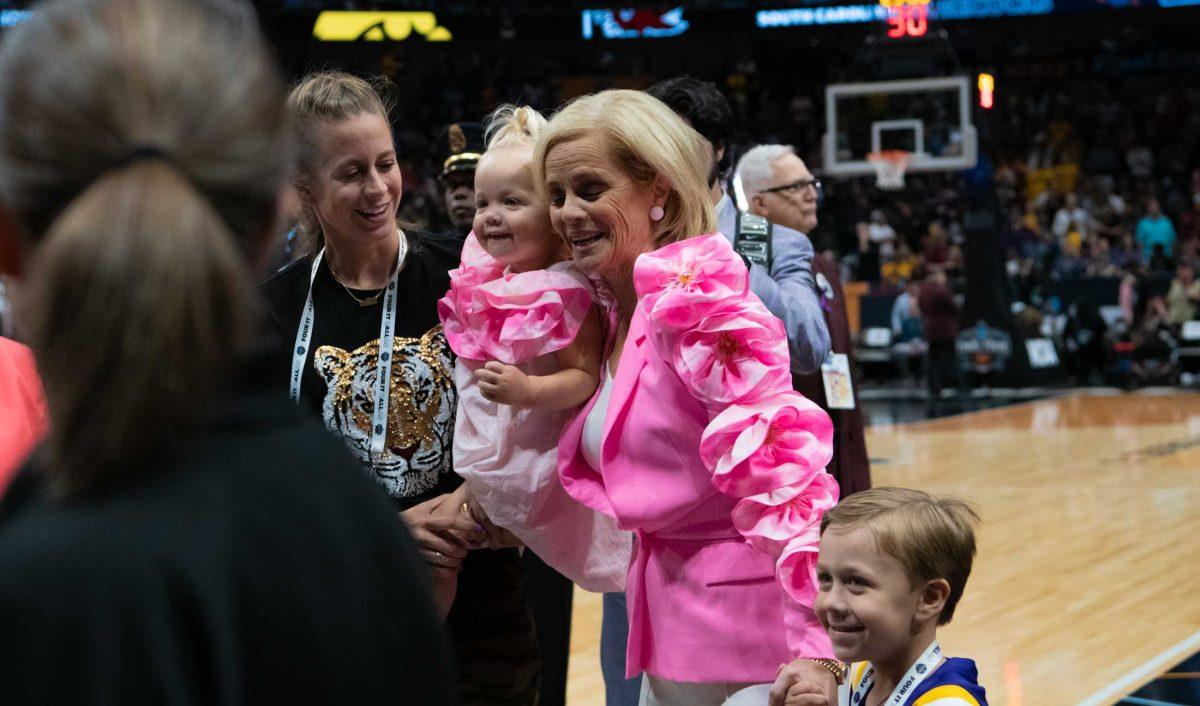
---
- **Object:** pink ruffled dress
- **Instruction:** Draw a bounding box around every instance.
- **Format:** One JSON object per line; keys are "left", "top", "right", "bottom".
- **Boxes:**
{"left": 558, "top": 233, "right": 839, "bottom": 681}
{"left": 437, "top": 235, "right": 630, "bottom": 592}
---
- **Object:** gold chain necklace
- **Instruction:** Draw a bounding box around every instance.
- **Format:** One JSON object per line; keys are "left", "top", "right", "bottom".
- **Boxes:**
{"left": 328, "top": 264, "right": 386, "bottom": 308}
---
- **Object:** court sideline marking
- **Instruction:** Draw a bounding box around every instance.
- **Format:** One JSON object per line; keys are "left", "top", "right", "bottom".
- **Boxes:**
{"left": 1075, "top": 630, "right": 1200, "bottom": 706}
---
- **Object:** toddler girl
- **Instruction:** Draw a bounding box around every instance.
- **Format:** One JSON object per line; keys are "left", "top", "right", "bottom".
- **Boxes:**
{"left": 436, "top": 105, "right": 630, "bottom": 616}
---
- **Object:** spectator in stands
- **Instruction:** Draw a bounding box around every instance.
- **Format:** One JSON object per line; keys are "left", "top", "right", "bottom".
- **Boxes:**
{"left": 1063, "top": 300, "right": 1107, "bottom": 384}
{"left": 1149, "top": 243, "right": 1173, "bottom": 272}
{"left": 1001, "top": 207, "right": 1040, "bottom": 260}
{"left": 1119, "top": 271, "right": 1140, "bottom": 325}
{"left": 891, "top": 278, "right": 926, "bottom": 382}
{"left": 881, "top": 241, "right": 919, "bottom": 288}
{"left": 919, "top": 268, "right": 961, "bottom": 400}
{"left": 1112, "top": 232, "right": 1143, "bottom": 271}
{"left": 1053, "top": 237, "right": 1087, "bottom": 280}
{"left": 1052, "top": 192, "right": 1093, "bottom": 242}
{"left": 1166, "top": 263, "right": 1200, "bottom": 326}
{"left": 1179, "top": 192, "right": 1200, "bottom": 245}
{"left": 922, "top": 221, "right": 951, "bottom": 269}
{"left": 1126, "top": 142, "right": 1155, "bottom": 181}
{"left": 855, "top": 220, "right": 880, "bottom": 283}
{"left": 1137, "top": 197, "right": 1177, "bottom": 262}
{"left": 1085, "top": 236, "right": 1117, "bottom": 277}
{"left": 1132, "top": 296, "right": 1178, "bottom": 386}
{"left": 867, "top": 208, "right": 897, "bottom": 260}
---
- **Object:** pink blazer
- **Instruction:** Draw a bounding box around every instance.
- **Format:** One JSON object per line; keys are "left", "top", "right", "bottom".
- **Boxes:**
{"left": 558, "top": 234, "right": 837, "bottom": 683}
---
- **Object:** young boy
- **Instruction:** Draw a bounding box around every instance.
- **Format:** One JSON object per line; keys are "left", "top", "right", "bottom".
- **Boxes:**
{"left": 779, "top": 486, "right": 986, "bottom": 706}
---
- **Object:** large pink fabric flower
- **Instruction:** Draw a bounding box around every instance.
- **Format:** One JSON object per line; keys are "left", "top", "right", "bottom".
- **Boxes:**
{"left": 632, "top": 233, "right": 748, "bottom": 331}
{"left": 438, "top": 233, "right": 593, "bottom": 364}
{"left": 731, "top": 472, "right": 840, "bottom": 558}
{"left": 698, "top": 391, "right": 834, "bottom": 498}
{"left": 777, "top": 524, "right": 827, "bottom": 606}
{"left": 668, "top": 301, "right": 790, "bottom": 410}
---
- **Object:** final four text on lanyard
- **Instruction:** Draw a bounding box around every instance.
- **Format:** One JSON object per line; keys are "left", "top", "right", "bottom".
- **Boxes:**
{"left": 289, "top": 231, "right": 409, "bottom": 468}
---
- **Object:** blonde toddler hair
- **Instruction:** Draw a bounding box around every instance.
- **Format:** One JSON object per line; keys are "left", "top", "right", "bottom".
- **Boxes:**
{"left": 484, "top": 104, "right": 548, "bottom": 151}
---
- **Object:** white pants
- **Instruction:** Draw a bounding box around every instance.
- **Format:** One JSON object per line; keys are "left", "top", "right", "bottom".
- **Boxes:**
{"left": 638, "top": 674, "right": 773, "bottom": 706}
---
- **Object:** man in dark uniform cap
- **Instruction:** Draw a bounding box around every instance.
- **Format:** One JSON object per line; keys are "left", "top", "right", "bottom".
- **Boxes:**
{"left": 435, "top": 121, "right": 484, "bottom": 242}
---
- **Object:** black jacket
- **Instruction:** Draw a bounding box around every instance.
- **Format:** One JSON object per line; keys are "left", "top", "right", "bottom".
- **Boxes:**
{"left": 0, "top": 355, "right": 456, "bottom": 705}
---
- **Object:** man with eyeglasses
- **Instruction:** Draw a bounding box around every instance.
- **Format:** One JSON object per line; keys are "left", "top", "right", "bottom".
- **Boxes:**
{"left": 737, "top": 143, "right": 871, "bottom": 499}
{"left": 648, "top": 77, "right": 830, "bottom": 375}
{"left": 738, "top": 145, "right": 823, "bottom": 237}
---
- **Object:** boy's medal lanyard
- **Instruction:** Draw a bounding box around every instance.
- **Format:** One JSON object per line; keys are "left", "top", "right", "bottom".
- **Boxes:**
{"left": 845, "top": 641, "right": 941, "bottom": 706}
{"left": 290, "top": 232, "right": 408, "bottom": 466}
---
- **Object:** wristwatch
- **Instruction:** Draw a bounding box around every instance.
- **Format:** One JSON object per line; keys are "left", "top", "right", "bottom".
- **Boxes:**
{"left": 809, "top": 658, "right": 848, "bottom": 685}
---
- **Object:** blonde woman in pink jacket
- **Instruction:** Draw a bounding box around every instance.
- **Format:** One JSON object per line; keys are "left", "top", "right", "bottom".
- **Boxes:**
{"left": 536, "top": 90, "right": 843, "bottom": 706}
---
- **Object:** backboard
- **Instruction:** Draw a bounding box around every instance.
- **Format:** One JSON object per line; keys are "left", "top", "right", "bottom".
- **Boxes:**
{"left": 822, "top": 76, "right": 977, "bottom": 177}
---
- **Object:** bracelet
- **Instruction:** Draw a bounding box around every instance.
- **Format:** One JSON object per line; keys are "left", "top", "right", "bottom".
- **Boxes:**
{"left": 808, "top": 658, "right": 848, "bottom": 685}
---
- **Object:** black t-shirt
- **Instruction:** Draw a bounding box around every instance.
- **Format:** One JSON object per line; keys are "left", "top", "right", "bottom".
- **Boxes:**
{"left": 261, "top": 231, "right": 462, "bottom": 511}
{"left": 261, "top": 231, "right": 540, "bottom": 704}
{"left": 0, "top": 355, "right": 457, "bottom": 705}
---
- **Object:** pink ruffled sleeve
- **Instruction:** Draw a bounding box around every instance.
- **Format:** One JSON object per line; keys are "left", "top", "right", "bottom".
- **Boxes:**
{"left": 438, "top": 233, "right": 594, "bottom": 364}
{"left": 633, "top": 233, "right": 839, "bottom": 658}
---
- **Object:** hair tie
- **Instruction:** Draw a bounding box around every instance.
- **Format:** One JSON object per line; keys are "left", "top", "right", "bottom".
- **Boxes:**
{"left": 111, "top": 144, "right": 179, "bottom": 171}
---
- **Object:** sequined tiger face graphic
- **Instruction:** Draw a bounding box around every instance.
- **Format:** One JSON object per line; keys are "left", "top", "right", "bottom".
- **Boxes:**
{"left": 314, "top": 326, "right": 455, "bottom": 499}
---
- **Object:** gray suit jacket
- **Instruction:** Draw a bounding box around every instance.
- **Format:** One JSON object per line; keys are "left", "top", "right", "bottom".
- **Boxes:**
{"left": 717, "top": 194, "right": 830, "bottom": 374}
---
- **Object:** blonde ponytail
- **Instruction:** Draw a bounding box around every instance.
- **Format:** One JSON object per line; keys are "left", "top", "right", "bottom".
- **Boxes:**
{"left": 23, "top": 161, "right": 256, "bottom": 490}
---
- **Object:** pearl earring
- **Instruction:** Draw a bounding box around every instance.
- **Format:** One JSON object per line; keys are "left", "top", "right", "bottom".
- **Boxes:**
{"left": 650, "top": 205, "right": 665, "bottom": 222}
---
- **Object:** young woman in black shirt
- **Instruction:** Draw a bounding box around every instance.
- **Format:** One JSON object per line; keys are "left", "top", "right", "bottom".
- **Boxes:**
{"left": 261, "top": 71, "right": 539, "bottom": 706}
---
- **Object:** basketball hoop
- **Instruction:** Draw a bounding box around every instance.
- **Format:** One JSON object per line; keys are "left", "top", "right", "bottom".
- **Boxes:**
{"left": 868, "top": 150, "right": 909, "bottom": 190}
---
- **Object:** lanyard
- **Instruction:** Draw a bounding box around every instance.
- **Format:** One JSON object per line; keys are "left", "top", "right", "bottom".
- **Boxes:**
{"left": 289, "top": 233, "right": 407, "bottom": 465}
{"left": 844, "top": 641, "right": 941, "bottom": 706}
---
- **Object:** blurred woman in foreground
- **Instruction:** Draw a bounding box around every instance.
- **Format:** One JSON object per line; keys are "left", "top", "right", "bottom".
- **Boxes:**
{"left": 0, "top": 0, "right": 453, "bottom": 702}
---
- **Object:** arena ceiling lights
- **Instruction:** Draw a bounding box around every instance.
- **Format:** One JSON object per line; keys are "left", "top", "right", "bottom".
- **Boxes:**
{"left": 312, "top": 11, "right": 451, "bottom": 42}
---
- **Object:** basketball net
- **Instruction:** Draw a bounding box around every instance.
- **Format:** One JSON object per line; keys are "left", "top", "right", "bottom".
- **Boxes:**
{"left": 868, "top": 150, "right": 909, "bottom": 190}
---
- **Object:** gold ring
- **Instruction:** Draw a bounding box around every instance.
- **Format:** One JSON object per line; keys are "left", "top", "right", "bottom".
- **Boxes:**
{"left": 461, "top": 502, "right": 471, "bottom": 515}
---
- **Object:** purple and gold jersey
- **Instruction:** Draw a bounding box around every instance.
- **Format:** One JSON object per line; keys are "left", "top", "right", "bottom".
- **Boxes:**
{"left": 844, "top": 657, "right": 988, "bottom": 706}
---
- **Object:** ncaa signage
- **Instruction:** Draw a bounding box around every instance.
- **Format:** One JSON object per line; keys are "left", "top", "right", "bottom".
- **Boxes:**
{"left": 956, "top": 321, "right": 1012, "bottom": 374}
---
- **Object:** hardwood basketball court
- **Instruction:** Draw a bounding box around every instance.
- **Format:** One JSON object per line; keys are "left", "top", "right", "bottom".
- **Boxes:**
{"left": 564, "top": 390, "right": 1200, "bottom": 705}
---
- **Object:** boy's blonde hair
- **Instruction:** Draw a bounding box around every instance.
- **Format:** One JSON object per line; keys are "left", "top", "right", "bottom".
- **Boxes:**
{"left": 484, "top": 104, "right": 548, "bottom": 151}
{"left": 533, "top": 89, "right": 716, "bottom": 248}
{"left": 821, "top": 487, "right": 980, "bottom": 624}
